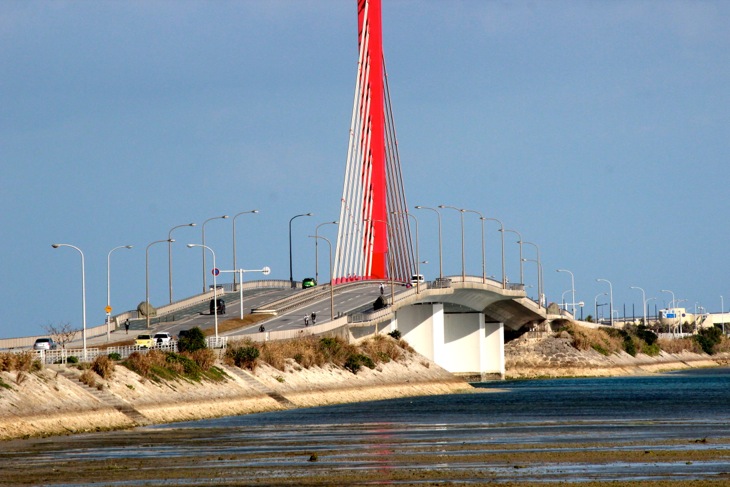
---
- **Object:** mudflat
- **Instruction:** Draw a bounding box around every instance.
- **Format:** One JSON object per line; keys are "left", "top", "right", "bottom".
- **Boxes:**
{"left": 2, "top": 425, "right": 729, "bottom": 486}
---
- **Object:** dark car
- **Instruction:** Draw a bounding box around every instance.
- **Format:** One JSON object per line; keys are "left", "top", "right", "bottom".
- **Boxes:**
{"left": 209, "top": 298, "right": 226, "bottom": 314}
{"left": 302, "top": 277, "right": 317, "bottom": 289}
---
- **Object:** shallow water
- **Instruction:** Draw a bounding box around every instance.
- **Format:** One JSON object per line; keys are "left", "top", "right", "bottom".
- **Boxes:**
{"left": 3, "top": 368, "right": 730, "bottom": 485}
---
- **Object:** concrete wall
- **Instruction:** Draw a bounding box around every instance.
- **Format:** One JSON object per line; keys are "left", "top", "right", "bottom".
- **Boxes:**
{"left": 397, "top": 303, "right": 442, "bottom": 360}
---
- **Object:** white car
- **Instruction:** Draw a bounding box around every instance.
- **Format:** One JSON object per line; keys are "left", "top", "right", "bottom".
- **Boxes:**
{"left": 411, "top": 274, "right": 425, "bottom": 286}
{"left": 153, "top": 332, "right": 173, "bottom": 346}
{"left": 33, "top": 337, "right": 57, "bottom": 351}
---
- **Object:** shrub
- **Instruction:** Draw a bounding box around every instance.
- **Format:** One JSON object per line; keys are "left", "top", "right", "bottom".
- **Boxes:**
{"left": 67, "top": 356, "right": 79, "bottom": 364}
{"left": 79, "top": 369, "right": 96, "bottom": 387}
{"left": 178, "top": 327, "right": 207, "bottom": 353}
{"left": 636, "top": 326, "right": 658, "bottom": 346}
{"left": 0, "top": 352, "right": 41, "bottom": 372}
{"left": 92, "top": 355, "right": 115, "bottom": 379}
{"left": 344, "top": 353, "right": 375, "bottom": 374}
{"left": 124, "top": 351, "right": 151, "bottom": 377}
{"left": 108, "top": 352, "right": 122, "bottom": 361}
{"left": 166, "top": 353, "right": 202, "bottom": 379}
{"left": 695, "top": 327, "right": 723, "bottom": 355}
{"left": 388, "top": 329, "right": 402, "bottom": 340}
{"left": 228, "top": 346, "right": 260, "bottom": 370}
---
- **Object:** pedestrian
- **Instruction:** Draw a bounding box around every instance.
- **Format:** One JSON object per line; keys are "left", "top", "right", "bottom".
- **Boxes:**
{"left": 259, "top": 324, "right": 265, "bottom": 333}
{"left": 124, "top": 319, "right": 130, "bottom": 335}
{"left": 311, "top": 312, "right": 316, "bottom": 325}
{"left": 304, "top": 315, "right": 309, "bottom": 327}
{"left": 379, "top": 283, "right": 385, "bottom": 295}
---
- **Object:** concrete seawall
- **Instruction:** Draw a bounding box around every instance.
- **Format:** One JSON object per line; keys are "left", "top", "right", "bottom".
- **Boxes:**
{"left": 0, "top": 351, "right": 471, "bottom": 441}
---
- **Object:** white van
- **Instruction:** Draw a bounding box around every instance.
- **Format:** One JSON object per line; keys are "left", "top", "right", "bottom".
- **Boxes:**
{"left": 410, "top": 274, "right": 425, "bottom": 286}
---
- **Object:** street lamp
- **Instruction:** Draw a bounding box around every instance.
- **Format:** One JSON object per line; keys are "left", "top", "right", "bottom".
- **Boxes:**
{"left": 595, "top": 292, "right": 607, "bottom": 323}
{"left": 146, "top": 239, "right": 173, "bottom": 330}
{"left": 219, "top": 266, "right": 271, "bottom": 320}
{"left": 660, "top": 289, "right": 676, "bottom": 309}
{"left": 721, "top": 295, "right": 725, "bottom": 335}
{"left": 557, "top": 269, "right": 576, "bottom": 317}
{"left": 187, "top": 243, "right": 219, "bottom": 338}
{"left": 630, "top": 286, "right": 647, "bottom": 326}
{"left": 484, "top": 216, "right": 505, "bottom": 289}
{"left": 439, "top": 205, "right": 466, "bottom": 282}
{"left": 201, "top": 215, "right": 229, "bottom": 293}
{"left": 415, "top": 205, "right": 443, "bottom": 280}
{"left": 232, "top": 210, "right": 259, "bottom": 290}
{"left": 107, "top": 245, "right": 133, "bottom": 341}
{"left": 522, "top": 258, "right": 542, "bottom": 308}
{"left": 392, "top": 211, "right": 421, "bottom": 293}
{"left": 521, "top": 241, "right": 542, "bottom": 307}
{"left": 289, "top": 213, "right": 313, "bottom": 287}
{"left": 168, "top": 222, "right": 196, "bottom": 304}
{"left": 51, "top": 243, "right": 87, "bottom": 360}
{"left": 462, "top": 209, "right": 486, "bottom": 284}
{"left": 503, "top": 229, "right": 523, "bottom": 285}
{"left": 314, "top": 220, "right": 338, "bottom": 284}
{"left": 596, "top": 278, "right": 614, "bottom": 327}
{"left": 309, "top": 235, "right": 335, "bottom": 321}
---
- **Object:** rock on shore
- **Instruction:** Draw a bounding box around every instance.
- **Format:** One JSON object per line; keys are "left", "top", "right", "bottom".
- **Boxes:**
{"left": 505, "top": 332, "right": 729, "bottom": 379}
{"left": 0, "top": 351, "right": 471, "bottom": 441}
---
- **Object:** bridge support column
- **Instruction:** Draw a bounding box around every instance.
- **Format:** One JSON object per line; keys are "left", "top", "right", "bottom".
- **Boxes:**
{"left": 395, "top": 304, "right": 505, "bottom": 380}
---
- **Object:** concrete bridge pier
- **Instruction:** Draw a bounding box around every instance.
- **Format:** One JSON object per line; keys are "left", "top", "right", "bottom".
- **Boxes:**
{"left": 391, "top": 303, "right": 505, "bottom": 381}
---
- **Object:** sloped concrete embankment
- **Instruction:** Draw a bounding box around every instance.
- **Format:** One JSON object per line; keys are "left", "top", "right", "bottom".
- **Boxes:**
{"left": 0, "top": 352, "right": 470, "bottom": 441}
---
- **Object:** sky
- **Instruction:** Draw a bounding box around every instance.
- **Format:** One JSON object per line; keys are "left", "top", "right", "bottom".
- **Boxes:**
{"left": 2, "top": 1, "right": 729, "bottom": 339}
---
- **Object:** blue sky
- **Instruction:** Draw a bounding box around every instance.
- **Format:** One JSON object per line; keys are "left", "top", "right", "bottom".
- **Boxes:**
{"left": 2, "top": 1, "right": 729, "bottom": 338}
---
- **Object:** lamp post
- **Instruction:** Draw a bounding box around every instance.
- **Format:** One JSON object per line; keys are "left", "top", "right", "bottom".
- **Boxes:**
{"left": 288, "top": 213, "right": 313, "bottom": 287}
{"left": 232, "top": 210, "right": 259, "bottom": 291}
{"left": 187, "top": 243, "right": 219, "bottom": 338}
{"left": 415, "top": 205, "right": 443, "bottom": 280}
{"left": 557, "top": 269, "right": 576, "bottom": 317}
{"left": 596, "top": 278, "right": 614, "bottom": 327}
{"left": 146, "top": 239, "right": 173, "bottom": 330}
{"left": 522, "top": 258, "right": 542, "bottom": 308}
{"left": 484, "top": 216, "right": 505, "bottom": 289}
{"left": 201, "top": 215, "right": 228, "bottom": 293}
{"left": 645, "top": 297, "right": 657, "bottom": 323}
{"left": 721, "top": 295, "right": 725, "bottom": 335}
{"left": 308, "top": 235, "right": 335, "bottom": 321}
{"left": 463, "top": 209, "right": 486, "bottom": 284}
{"left": 439, "top": 205, "right": 466, "bottom": 282}
{"left": 521, "top": 241, "right": 542, "bottom": 307}
{"left": 392, "top": 211, "right": 420, "bottom": 293}
{"left": 595, "top": 292, "right": 607, "bottom": 323}
{"left": 107, "top": 244, "right": 133, "bottom": 341}
{"left": 314, "top": 220, "right": 338, "bottom": 284}
{"left": 630, "top": 286, "right": 647, "bottom": 326}
{"left": 661, "top": 289, "right": 676, "bottom": 309}
{"left": 503, "top": 229, "right": 523, "bottom": 285}
{"left": 219, "top": 266, "right": 271, "bottom": 319}
{"left": 51, "top": 243, "right": 87, "bottom": 360}
{"left": 168, "top": 222, "right": 196, "bottom": 304}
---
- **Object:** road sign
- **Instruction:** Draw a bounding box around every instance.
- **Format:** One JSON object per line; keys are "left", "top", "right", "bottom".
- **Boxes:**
{"left": 212, "top": 268, "right": 220, "bottom": 276}
{"left": 105, "top": 305, "right": 112, "bottom": 313}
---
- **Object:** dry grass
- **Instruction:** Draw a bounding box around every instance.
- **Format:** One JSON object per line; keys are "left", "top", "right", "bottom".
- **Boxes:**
{"left": 79, "top": 369, "right": 97, "bottom": 387}
{"left": 226, "top": 334, "right": 410, "bottom": 373}
{"left": 91, "top": 355, "right": 115, "bottom": 379}
{"left": 561, "top": 324, "right": 624, "bottom": 355}
{"left": 0, "top": 352, "right": 41, "bottom": 373}
{"left": 657, "top": 337, "right": 702, "bottom": 354}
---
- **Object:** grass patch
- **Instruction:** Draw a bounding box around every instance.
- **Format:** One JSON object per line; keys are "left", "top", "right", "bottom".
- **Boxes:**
{"left": 0, "top": 352, "right": 42, "bottom": 373}
{"left": 121, "top": 349, "right": 226, "bottom": 383}
{"left": 225, "top": 334, "right": 410, "bottom": 375}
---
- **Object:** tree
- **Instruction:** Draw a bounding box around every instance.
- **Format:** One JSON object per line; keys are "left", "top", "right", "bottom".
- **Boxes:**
{"left": 43, "top": 322, "right": 79, "bottom": 349}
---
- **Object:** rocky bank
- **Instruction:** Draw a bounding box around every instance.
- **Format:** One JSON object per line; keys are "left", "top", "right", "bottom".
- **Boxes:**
{"left": 505, "top": 331, "right": 730, "bottom": 378}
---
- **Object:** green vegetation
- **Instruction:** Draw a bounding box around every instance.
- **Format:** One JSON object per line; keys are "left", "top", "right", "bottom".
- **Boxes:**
{"left": 121, "top": 348, "right": 224, "bottom": 383}
{"left": 177, "top": 327, "right": 206, "bottom": 353}
{"left": 560, "top": 322, "right": 728, "bottom": 357}
{"left": 107, "top": 352, "right": 122, "bottom": 361}
{"left": 225, "top": 334, "right": 411, "bottom": 375}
